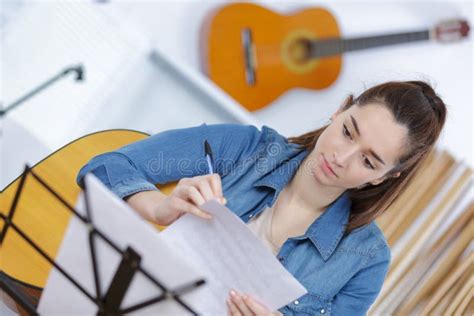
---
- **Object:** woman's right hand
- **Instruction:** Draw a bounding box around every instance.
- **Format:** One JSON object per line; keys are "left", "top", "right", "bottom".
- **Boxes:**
{"left": 126, "top": 174, "right": 226, "bottom": 226}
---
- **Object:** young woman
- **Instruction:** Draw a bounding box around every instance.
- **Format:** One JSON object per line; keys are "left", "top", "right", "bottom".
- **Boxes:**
{"left": 76, "top": 80, "right": 447, "bottom": 315}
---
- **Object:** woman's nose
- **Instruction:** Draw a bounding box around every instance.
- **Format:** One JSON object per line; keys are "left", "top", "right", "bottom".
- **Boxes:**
{"left": 332, "top": 153, "right": 344, "bottom": 168}
{"left": 334, "top": 147, "right": 357, "bottom": 167}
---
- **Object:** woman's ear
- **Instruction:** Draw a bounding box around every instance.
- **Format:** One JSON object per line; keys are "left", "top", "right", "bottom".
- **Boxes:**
{"left": 370, "top": 171, "right": 401, "bottom": 186}
{"left": 331, "top": 111, "right": 339, "bottom": 121}
{"left": 332, "top": 95, "right": 354, "bottom": 121}
{"left": 370, "top": 178, "right": 385, "bottom": 186}
{"left": 331, "top": 107, "right": 344, "bottom": 121}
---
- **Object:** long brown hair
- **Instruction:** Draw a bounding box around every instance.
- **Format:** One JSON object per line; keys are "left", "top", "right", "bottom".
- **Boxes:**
{"left": 288, "top": 81, "right": 447, "bottom": 235}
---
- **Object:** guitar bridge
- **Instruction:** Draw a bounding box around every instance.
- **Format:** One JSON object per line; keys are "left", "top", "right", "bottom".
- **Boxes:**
{"left": 241, "top": 28, "right": 256, "bottom": 86}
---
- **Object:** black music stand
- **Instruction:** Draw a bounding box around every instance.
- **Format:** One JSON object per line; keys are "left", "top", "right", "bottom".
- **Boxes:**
{"left": 0, "top": 165, "right": 205, "bottom": 315}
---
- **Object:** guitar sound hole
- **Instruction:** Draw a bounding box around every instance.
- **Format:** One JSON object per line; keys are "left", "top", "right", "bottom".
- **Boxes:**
{"left": 288, "top": 39, "right": 312, "bottom": 63}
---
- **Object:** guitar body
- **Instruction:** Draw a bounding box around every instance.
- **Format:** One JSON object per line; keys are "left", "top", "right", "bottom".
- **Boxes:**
{"left": 201, "top": 3, "right": 342, "bottom": 111}
{"left": 0, "top": 130, "right": 176, "bottom": 291}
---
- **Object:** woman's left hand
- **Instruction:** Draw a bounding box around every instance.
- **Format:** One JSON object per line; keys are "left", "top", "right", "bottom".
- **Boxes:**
{"left": 226, "top": 289, "right": 282, "bottom": 316}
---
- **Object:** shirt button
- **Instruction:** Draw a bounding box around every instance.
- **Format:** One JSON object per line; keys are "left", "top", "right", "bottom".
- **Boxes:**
{"left": 249, "top": 214, "right": 253, "bottom": 218}
{"left": 320, "top": 309, "right": 326, "bottom": 314}
{"left": 294, "top": 300, "right": 299, "bottom": 305}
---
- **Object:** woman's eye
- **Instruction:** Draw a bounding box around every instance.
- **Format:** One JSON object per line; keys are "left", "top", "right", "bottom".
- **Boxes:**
{"left": 343, "top": 125, "right": 352, "bottom": 139}
{"left": 343, "top": 124, "right": 374, "bottom": 169}
{"left": 364, "top": 158, "right": 375, "bottom": 169}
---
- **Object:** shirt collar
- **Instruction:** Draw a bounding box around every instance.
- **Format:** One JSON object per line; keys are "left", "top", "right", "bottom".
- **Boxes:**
{"left": 306, "top": 191, "right": 351, "bottom": 261}
{"left": 253, "top": 130, "right": 351, "bottom": 261}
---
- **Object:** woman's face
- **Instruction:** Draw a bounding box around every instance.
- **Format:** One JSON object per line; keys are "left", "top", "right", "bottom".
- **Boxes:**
{"left": 308, "top": 102, "right": 408, "bottom": 189}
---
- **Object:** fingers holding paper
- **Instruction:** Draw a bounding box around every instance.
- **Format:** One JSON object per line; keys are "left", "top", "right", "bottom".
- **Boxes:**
{"left": 226, "top": 289, "right": 282, "bottom": 316}
{"left": 141, "top": 174, "right": 227, "bottom": 225}
{"left": 176, "top": 175, "right": 226, "bottom": 204}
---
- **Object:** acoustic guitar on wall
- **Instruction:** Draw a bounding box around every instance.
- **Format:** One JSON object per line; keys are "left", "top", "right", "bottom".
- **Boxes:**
{"left": 200, "top": 3, "right": 470, "bottom": 111}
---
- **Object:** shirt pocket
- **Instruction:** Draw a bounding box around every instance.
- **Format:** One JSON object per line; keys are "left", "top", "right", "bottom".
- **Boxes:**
{"left": 286, "top": 292, "right": 332, "bottom": 315}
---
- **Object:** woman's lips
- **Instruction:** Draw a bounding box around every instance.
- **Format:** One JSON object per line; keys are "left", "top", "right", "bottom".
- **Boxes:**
{"left": 322, "top": 154, "right": 337, "bottom": 177}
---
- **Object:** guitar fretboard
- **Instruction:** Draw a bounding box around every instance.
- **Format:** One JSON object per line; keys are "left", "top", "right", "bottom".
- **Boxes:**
{"left": 310, "top": 30, "right": 430, "bottom": 57}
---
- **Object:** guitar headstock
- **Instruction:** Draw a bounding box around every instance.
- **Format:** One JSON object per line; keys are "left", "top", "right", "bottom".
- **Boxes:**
{"left": 432, "top": 19, "right": 470, "bottom": 42}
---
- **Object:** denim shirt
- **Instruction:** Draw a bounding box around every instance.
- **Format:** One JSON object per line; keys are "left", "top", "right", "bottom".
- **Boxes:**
{"left": 76, "top": 123, "right": 391, "bottom": 316}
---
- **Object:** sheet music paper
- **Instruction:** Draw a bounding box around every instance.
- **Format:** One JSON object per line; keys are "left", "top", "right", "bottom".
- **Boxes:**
{"left": 38, "top": 174, "right": 306, "bottom": 315}
{"left": 38, "top": 175, "right": 205, "bottom": 315}
{"left": 158, "top": 200, "right": 308, "bottom": 314}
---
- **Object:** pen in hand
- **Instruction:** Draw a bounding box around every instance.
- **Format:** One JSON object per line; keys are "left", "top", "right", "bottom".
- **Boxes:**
{"left": 204, "top": 139, "right": 214, "bottom": 174}
{"left": 204, "top": 139, "right": 227, "bottom": 207}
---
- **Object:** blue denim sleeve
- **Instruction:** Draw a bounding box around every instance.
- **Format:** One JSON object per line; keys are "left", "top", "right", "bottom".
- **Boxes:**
{"left": 330, "top": 244, "right": 391, "bottom": 316}
{"left": 76, "top": 123, "right": 264, "bottom": 199}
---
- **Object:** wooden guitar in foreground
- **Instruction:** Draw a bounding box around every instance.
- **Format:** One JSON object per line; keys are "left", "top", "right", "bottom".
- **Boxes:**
{"left": 0, "top": 130, "right": 177, "bottom": 310}
{"left": 201, "top": 3, "right": 470, "bottom": 111}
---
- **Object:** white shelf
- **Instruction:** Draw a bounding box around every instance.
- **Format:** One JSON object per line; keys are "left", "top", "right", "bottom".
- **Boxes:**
{"left": 148, "top": 48, "right": 262, "bottom": 127}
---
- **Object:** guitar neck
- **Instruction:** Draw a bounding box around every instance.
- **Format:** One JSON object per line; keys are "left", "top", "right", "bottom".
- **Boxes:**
{"left": 310, "top": 30, "right": 431, "bottom": 58}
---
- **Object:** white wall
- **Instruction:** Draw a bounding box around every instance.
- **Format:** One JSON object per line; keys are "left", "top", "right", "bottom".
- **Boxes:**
{"left": 1, "top": 0, "right": 473, "bottom": 188}
{"left": 111, "top": 0, "right": 473, "bottom": 166}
